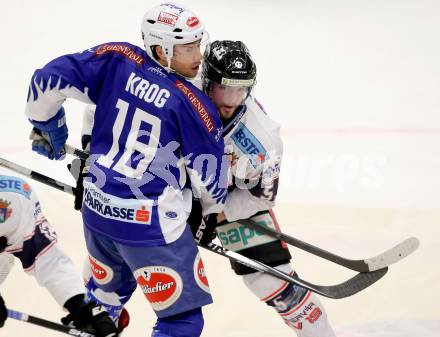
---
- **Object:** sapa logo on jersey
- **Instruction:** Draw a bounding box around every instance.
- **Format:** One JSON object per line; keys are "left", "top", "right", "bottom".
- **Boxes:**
{"left": 193, "top": 253, "right": 210, "bottom": 293}
{"left": 134, "top": 266, "right": 183, "bottom": 311}
{"left": 88, "top": 255, "right": 114, "bottom": 285}
{"left": 157, "top": 11, "right": 179, "bottom": 26}
{"left": 186, "top": 16, "right": 199, "bottom": 27}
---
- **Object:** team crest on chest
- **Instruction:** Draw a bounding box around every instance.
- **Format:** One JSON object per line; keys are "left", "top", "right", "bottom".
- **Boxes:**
{"left": 0, "top": 199, "right": 12, "bottom": 223}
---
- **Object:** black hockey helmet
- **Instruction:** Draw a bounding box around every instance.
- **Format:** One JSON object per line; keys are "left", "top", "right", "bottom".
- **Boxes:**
{"left": 202, "top": 40, "right": 257, "bottom": 93}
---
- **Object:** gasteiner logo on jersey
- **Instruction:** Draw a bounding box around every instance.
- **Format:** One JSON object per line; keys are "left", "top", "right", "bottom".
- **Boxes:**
{"left": 0, "top": 199, "right": 12, "bottom": 223}
{"left": 134, "top": 266, "right": 183, "bottom": 311}
{"left": 157, "top": 12, "right": 179, "bottom": 26}
{"left": 175, "top": 80, "right": 215, "bottom": 134}
{"left": 88, "top": 255, "right": 114, "bottom": 285}
{"left": 193, "top": 253, "right": 210, "bottom": 293}
{"left": 95, "top": 44, "right": 144, "bottom": 65}
{"left": 186, "top": 16, "right": 199, "bottom": 27}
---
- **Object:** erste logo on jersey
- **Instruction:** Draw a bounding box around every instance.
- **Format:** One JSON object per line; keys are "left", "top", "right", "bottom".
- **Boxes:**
{"left": 193, "top": 253, "right": 210, "bottom": 293}
{"left": 0, "top": 177, "right": 32, "bottom": 199}
{"left": 134, "top": 266, "right": 183, "bottom": 311}
{"left": 83, "top": 183, "right": 153, "bottom": 225}
{"left": 88, "top": 255, "right": 114, "bottom": 285}
{"left": 231, "top": 123, "right": 266, "bottom": 168}
{"left": 0, "top": 198, "right": 12, "bottom": 223}
{"left": 95, "top": 44, "right": 144, "bottom": 65}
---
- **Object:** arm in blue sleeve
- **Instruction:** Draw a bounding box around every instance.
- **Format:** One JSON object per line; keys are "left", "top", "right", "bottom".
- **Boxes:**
{"left": 25, "top": 45, "right": 111, "bottom": 122}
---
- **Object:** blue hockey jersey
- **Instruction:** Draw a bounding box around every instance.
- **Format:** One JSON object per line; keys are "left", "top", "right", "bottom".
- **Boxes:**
{"left": 25, "top": 42, "right": 228, "bottom": 246}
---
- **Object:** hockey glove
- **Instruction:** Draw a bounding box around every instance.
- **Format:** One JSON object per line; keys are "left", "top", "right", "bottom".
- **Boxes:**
{"left": 62, "top": 296, "right": 118, "bottom": 337}
{"left": 67, "top": 158, "right": 89, "bottom": 210}
{"left": 30, "top": 107, "right": 68, "bottom": 160}
{"left": 0, "top": 236, "right": 8, "bottom": 253}
{"left": 0, "top": 294, "right": 6, "bottom": 328}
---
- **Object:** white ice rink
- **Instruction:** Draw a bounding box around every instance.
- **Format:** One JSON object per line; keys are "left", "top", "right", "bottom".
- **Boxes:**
{"left": 0, "top": 1, "right": 439, "bottom": 336}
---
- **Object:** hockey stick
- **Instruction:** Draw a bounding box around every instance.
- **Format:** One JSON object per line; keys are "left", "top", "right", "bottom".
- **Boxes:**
{"left": 64, "top": 144, "right": 419, "bottom": 273}
{"left": 0, "top": 155, "right": 388, "bottom": 298}
{"left": 204, "top": 242, "right": 387, "bottom": 299}
{"left": 236, "top": 218, "right": 419, "bottom": 273}
{"left": 7, "top": 309, "right": 95, "bottom": 337}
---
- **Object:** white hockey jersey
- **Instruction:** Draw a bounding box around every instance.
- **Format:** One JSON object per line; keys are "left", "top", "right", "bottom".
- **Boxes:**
{"left": 0, "top": 175, "right": 84, "bottom": 307}
{"left": 221, "top": 97, "right": 283, "bottom": 221}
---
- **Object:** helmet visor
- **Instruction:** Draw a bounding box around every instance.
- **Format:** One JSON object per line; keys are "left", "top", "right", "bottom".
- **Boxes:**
{"left": 209, "top": 81, "right": 252, "bottom": 107}
{"left": 173, "top": 33, "right": 210, "bottom": 62}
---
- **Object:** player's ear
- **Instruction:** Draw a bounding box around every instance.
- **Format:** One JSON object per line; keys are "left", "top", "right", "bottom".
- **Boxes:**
{"left": 155, "top": 46, "right": 166, "bottom": 62}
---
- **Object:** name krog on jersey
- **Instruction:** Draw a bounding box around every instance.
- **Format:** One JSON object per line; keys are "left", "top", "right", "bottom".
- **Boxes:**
{"left": 25, "top": 42, "right": 228, "bottom": 246}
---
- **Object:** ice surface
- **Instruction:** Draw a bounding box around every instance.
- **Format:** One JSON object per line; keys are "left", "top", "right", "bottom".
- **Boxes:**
{"left": 0, "top": 1, "right": 438, "bottom": 336}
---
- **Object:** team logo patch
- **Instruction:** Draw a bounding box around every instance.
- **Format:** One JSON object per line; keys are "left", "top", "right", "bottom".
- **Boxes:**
{"left": 193, "top": 253, "right": 210, "bottom": 293}
{"left": 157, "top": 12, "right": 179, "bottom": 26}
{"left": 186, "top": 16, "right": 199, "bottom": 27}
{"left": 0, "top": 199, "right": 12, "bottom": 223}
{"left": 95, "top": 44, "right": 144, "bottom": 65}
{"left": 135, "top": 266, "right": 183, "bottom": 311}
{"left": 88, "top": 255, "right": 114, "bottom": 285}
{"left": 175, "top": 80, "right": 216, "bottom": 134}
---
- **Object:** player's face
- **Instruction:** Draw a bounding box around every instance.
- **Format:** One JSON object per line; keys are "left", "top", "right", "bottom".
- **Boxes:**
{"left": 171, "top": 40, "right": 203, "bottom": 78}
{"left": 208, "top": 83, "right": 249, "bottom": 119}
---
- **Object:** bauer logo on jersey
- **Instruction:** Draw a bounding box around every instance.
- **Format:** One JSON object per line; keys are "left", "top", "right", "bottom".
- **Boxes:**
{"left": 216, "top": 216, "right": 278, "bottom": 251}
{"left": 0, "top": 198, "right": 12, "bottom": 223}
{"left": 83, "top": 183, "right": 153, "bottom": 225}
{"left": 134, "top": 266, "right": 183, "bottom": 311}
{"left": 88, "top": 255, "right": 114, "bottom": 285}
{"left": 231, "top": 123, "right": 266, "bottom": 167}
{"left": 0, "top": 176, "right": 32, "bottom": 199}
{"left": 193, "top": 253, "right": 210, "bottom": 293}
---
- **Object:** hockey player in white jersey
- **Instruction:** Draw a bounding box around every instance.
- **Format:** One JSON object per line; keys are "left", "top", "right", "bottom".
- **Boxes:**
{"left": 189, "top": 40, "right": 336, "bottom": 337}
{"left": 0, "top": 175, "right": 117, "bottom": 336}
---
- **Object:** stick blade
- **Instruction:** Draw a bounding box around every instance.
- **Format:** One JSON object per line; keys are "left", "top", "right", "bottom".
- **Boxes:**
{"left": 364, "top": 237, "right": 420, "bottom": 271}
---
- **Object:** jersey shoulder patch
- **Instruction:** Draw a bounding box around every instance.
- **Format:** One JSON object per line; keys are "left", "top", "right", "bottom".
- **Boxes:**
{"left": 0, "top": 175, "right": 32, "bottom": 199}
{"left": 93, "top": 42, "right": 145, "bottom": 66}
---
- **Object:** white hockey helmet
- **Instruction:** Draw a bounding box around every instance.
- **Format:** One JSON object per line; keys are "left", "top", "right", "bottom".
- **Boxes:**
{"left": 141, "top": 2, "right": 207, "bottom": 63}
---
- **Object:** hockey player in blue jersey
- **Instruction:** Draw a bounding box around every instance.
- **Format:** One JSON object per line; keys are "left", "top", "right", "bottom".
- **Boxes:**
{"left": 189, "top": 41, "right": 336, "bottom": 337}
{"left": 25, "top": 3, "right": 228, "bottom": 337}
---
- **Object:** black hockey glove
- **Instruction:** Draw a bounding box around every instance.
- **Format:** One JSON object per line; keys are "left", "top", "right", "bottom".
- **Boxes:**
{"left": 62, "top": 296, "right": 117, "bottom": 337}
{"left": 187, "top": 199, "right": 218, "bottom": 245}
{"left": 67, "top": 158, "right": 88, "bottom": 210}
{"left": 0, "top": 236, "right": 8, "bottom": 253}
{"left": 0, "top": 294, "right": 7, "bottom": 328}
